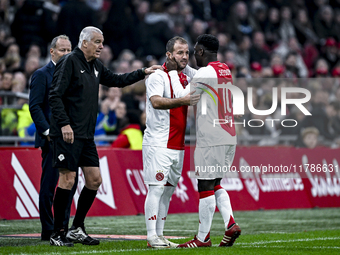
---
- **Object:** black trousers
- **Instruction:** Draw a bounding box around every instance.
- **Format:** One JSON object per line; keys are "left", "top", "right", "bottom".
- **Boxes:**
{"left": 39, "top": 140, "right": 78, "bottom": 233}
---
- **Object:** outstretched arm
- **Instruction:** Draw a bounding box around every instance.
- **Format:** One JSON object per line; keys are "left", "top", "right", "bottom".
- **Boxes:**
{"left": 168, "top": 70, "right": 191, "bottom": 98}
{"left": 150, "top": 91, "right": 199, "bottom": 109}
{"left": 166, "top": 57, "right": 195, "bottom": 99}
{"left": 146, "top": 71, "right": 199, "bottom": 110}
{"left": 101, "top": 65, "right": 163, "bottom": 88}
{"left": 183, "top": 65, "right": 198, "bottom": 79}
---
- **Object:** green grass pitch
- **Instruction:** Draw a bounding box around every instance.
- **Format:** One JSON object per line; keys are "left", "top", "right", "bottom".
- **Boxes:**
{"left": 0, "top": 208, "right": 340, "bottom": 254}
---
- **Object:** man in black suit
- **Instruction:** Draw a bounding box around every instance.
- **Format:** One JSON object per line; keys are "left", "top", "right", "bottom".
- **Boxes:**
{"left": 29, "top": 35, "right": 77, "bottom": 241}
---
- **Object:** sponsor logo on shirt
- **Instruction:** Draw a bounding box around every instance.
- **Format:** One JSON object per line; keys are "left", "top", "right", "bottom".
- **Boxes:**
{"left": 218, "top": 69, "right": 231, "bottom": 76}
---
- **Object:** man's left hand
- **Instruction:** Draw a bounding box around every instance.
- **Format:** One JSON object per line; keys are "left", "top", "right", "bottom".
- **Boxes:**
{"left": 144, "top": 65, "right": 163, "bottom": 75}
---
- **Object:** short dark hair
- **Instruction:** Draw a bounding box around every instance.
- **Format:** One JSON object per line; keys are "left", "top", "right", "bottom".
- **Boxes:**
{"left": 166, "top": 36, "right": 188, "bottom": 52}
{"left": 196, "top": 34, "right": 219, "bottom": 53}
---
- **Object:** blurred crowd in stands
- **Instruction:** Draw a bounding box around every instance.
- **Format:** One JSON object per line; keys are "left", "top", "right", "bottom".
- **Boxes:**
{"left": 0, "top": 0, "right": 340, "bottom": 148}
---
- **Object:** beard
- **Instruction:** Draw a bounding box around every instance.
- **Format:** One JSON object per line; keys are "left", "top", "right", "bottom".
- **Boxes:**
{"left": 173, "top": 58, "right": 187, "bottom": 71}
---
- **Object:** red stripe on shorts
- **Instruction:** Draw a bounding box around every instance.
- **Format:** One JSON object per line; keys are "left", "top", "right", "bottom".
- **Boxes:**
{"left": 199, "top": 190, "right": 215, "bottom": 199}
{"left": 214, "top": 185, "right": 223, "bottom": 192}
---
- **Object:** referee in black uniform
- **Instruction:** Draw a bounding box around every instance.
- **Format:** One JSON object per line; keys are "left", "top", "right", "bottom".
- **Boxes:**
{"left": 49, "top": 26, "right": 161, "bottom": 246}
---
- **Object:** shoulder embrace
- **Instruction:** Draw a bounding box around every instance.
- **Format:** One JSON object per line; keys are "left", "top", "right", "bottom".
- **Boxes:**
{"left": 154, "top": 69, "right": 166, "bottom": 76}
{"left": 147, "top": 70, "right": 166, "bottom": 81}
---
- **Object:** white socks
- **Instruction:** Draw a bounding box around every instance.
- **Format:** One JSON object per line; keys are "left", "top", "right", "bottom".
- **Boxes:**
{"left": 156, "top": 185, "right": 176, "bottom": 237}
{"left": 215, "top": 186, "right": 234, "bottom": 230}
{"left": 144, "top": 185, "right": 164, "bottom": 239}
{"left": 145, "top": 184, "right": 234, "bottom": 242}
{"left": 197, "top": 193, "right": 215, "bottom": 242}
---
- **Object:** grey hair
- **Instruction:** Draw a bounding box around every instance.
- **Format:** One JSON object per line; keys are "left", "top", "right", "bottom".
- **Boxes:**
{"left": 78, "top": 26, "right": 103, "bottom": 48}
{"left": 51, "top": 35, "right": 71, "bottom": 49}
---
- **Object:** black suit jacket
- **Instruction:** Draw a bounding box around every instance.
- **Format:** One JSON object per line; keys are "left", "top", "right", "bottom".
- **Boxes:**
{"left": 29, "top": 61, "right": 55, "bottom": 148}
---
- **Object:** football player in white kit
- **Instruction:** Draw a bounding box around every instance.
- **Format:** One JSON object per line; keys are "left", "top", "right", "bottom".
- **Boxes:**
{"left": 143, "top": 36, "right": 200, "bottom": 248}
{"left": 167, "top": 34, "right": 241, "bottom": 248}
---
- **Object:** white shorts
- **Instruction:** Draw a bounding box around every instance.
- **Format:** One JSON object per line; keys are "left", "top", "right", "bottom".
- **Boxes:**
{"left": 194, "top": 144, "right": 236, "bottom": 180}
{"left": 143, "top": 146, "right": 184, "bottom": 186}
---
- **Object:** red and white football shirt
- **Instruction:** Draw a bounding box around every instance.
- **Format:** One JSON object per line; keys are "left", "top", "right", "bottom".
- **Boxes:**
{"left": 169, "top": 61, "right": 237, "bottom": 147}
{"left": 143, "top": 65, "right": 190, "bottom": 150}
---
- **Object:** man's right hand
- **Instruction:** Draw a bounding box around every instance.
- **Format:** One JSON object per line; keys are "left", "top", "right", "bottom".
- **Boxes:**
{"left": 61, "top": 125, "right": 74, "bottom": 144}
{"left": 183, "top": 91, "right": 200, "bottom": 106}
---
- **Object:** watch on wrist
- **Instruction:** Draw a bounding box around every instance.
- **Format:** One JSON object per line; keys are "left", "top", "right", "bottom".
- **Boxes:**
{"left": 142, "top": 67, "right": 147, "bottom": 75}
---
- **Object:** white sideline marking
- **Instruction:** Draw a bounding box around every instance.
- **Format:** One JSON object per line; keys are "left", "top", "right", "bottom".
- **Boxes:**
{"left": 5, "top": 236, "right": 340, "bottom": 255}
{"left": 165, "top": 229, "right": 195, "bottom": 232}
{"left": 239, "top": 219, "right": 338, "bottom": 223}
{"left": 239, "top": 245, "right": 340, "bottom": 249}
{"left": 1, "top": 233, "right": 185, "bottom": 240}
{"left": 237, "top": 236, "right": 340, "bottom": 246}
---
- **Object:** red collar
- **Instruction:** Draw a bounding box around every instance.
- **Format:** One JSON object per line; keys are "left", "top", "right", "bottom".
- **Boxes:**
{"left": 208, "top": 61, "right": 221, "bottom": 66}
{"left": 162, "top": 62, "right": 168, "bottom": 73}
{"left": 162, "top": 62, "right": 187, "bottom": 81}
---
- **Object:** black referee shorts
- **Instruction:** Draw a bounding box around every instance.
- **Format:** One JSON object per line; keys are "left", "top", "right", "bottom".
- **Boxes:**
{"left": 50, "top": 137, "right": 99, "bottom": 172}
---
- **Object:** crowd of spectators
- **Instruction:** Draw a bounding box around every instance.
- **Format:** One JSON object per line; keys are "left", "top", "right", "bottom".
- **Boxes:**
{"left": 0, "top": 0, "right": 340, "bottom": 148}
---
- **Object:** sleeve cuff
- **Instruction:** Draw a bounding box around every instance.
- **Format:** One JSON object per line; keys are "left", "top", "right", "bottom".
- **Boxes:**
{"left": 42, "top": 129, "right": 49, "bottom": 136}
{"left": 141, "top": 67, "right": 147, "bottom": 75}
